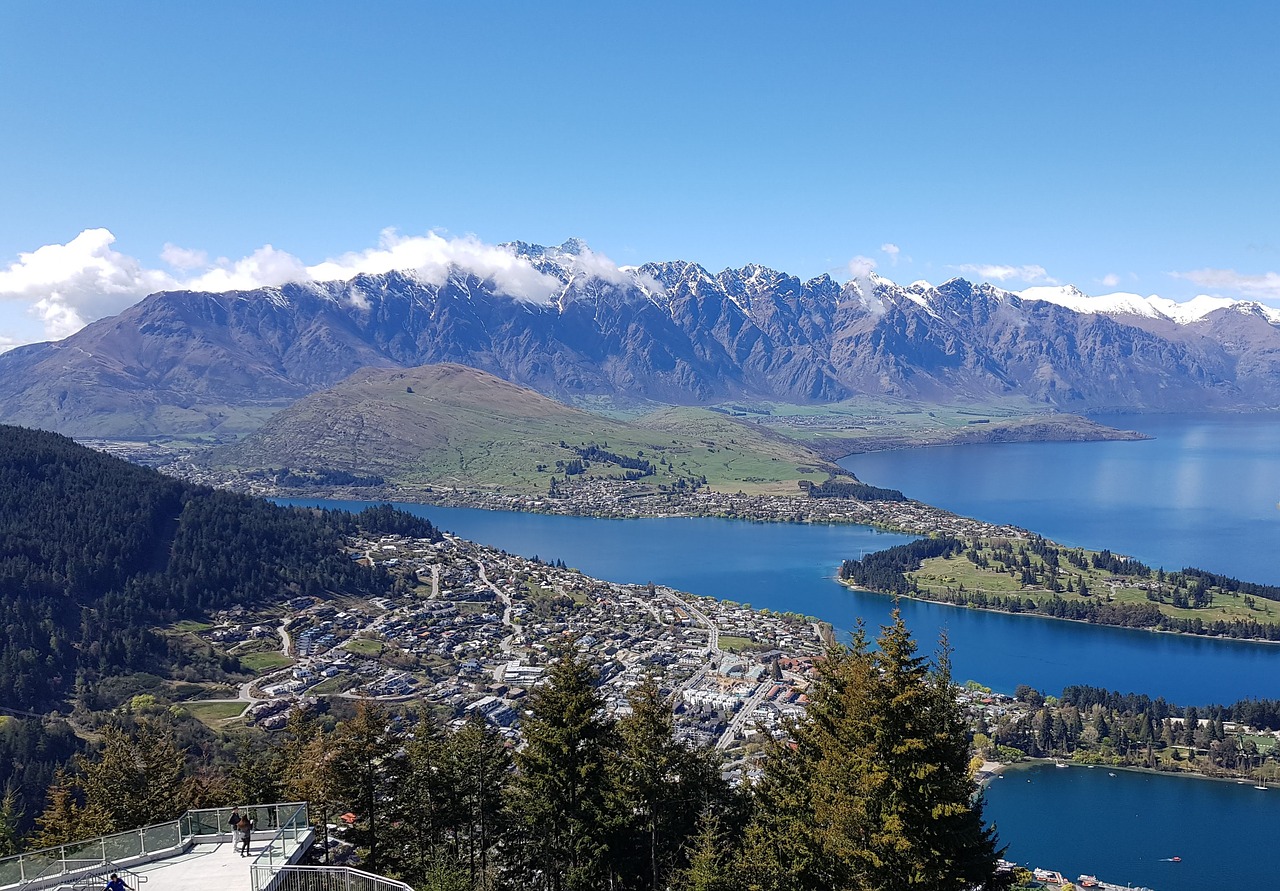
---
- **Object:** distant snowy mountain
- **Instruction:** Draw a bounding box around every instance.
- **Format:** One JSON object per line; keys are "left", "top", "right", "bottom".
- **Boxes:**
{"left": 1, "top": 239, "right": 1278, "bottom": 437}
{"left": 1019, "top": 285, "right": 1280, "bottom": 325}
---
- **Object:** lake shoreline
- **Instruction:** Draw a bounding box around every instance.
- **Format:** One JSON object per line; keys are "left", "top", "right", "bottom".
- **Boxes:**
{"left": 840, "top": 579, "right": 1280, "bottom": 648}
{"left": 987, "top": 757, "right": 1270, "bottom": 789}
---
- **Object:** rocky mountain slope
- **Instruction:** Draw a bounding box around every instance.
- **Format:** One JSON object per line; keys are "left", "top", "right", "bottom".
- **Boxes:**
{"left": 2, "top": 240, "right": 1277, "bottom": 436}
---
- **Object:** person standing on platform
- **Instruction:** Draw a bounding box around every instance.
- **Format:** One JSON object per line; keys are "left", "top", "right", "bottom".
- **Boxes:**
{"left": 237, "top": 814, "right": 253, "bottom": 856}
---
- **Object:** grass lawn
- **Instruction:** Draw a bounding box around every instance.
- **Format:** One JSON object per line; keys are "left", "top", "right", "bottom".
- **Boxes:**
{"left": 309, "top": 675, "right": 358, "bottom": 695}
{"left": 239, "top": 651, "right": 292, "bottom": 673}
{"left": 344, "top": 637, "right": 385, "bottom": 656}
{"left": 185, "top": 700, "right": 246, "bottom": 725}
{"left": 718, "top": 634, "right": 758, "bottom": 653}
{"left": 171, "top": 619, "right": 215, "bottom": 632}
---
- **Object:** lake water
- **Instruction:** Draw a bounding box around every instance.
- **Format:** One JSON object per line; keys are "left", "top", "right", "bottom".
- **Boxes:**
{"left": 282, "top": 498, "right": 1280, "bottom": 704}
{"left": 844, "top": 413, "right": 1280, "bottom": 586}
{"left": 983, "top": 763, "right": 1280, "bottom": 891}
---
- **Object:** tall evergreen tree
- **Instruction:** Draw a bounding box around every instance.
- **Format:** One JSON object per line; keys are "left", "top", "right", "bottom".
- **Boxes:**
{"left": 678, "top": 812, "right": 739, "bottom": 891}
{"left": 745, "top": 611, "right": 1009, "bottom": 890}
{"left": 447, "top": 712, "right": 512, "bottom": 889}
{"left": 75, "top": 722, "right": 188, "bottom": 831}
{"left": 331, "top": 700, "right": 402, "bottom": 871}
{"left": 31, "top": 768, "right": 83, "bottom": 848}
{"left": 0, "top": 784, "right": 23, "bottom": 857}
{"left": 509, "top": 645, "right": 616, "bottom": 891}
{"left": 609, "top": 677, "right": 731, "bottom": 891}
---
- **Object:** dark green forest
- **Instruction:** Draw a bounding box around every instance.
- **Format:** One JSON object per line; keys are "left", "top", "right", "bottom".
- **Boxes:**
{"left": 0, "top": 424, "right": 439, "bottom": 711}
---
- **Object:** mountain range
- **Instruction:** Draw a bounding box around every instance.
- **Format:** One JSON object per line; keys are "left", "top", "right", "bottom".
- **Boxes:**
{"left": 3, "top": 239, "right": 1278, "bottom": 437}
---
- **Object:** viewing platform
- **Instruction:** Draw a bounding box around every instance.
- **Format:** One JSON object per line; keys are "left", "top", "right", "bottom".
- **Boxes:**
{"left": 0, "top": 802, "right": 406, "bottom": 891}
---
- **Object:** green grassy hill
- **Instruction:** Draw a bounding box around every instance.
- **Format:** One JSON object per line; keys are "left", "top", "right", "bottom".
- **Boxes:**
{"left": 209, "top": 364, "right": 847, "bottom": 495}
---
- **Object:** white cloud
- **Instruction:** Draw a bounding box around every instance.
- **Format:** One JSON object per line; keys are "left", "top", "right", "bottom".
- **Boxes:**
{"left": 0, "top": 228, "right": 178, "bottom": 340}
{"left": 188, "top": 245, "right": 311, "bottom": 292}
{"left": 847, "top": 255, "right": 878, "bottom": 278}
{"left": 0, "top": 227, "right": 595, "bottom": 346}
{"left": 161, "top": 243, "right": 209, "bottom": 270}
{"left": 880, "top": 243, "right": 900, "bottom": 265}
{"left": 307, "top": 229, "right": 562, "bottom": 305}
{"left": 1100, "top": 273, "right": 1121, "bottom": 288}
{"left": 953, "top": 263, "right": 1058, "bottom": 285}
{"left": 1172, "top": 267, "right": 1280, "bottom": 301}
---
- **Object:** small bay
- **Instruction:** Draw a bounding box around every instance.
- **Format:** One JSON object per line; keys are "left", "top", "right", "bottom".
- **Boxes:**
{"left": 982, "top": 762, "right": 1280, "bottom": 891}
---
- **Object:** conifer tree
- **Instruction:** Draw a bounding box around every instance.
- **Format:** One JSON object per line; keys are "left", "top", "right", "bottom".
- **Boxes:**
{"left": 31, "top": 768, "right": 88, "bottom": 848}
{"left": 678, "top": 812, "right": 739, "bottom": 891}
{"left": 745, "top": 611, "right": 1009, "bottom": 890}
{"left": 509, "top": 645, "right": 616, "bottom": 891}
{"left": 331, "top": 700, "right": 402, "bottom": 871}
{"left": 396, "top": 714, "right": 454, "bottom": 879}
{"left": 0, "top": 784, "right": 23, "bottom": 856}
{"left": 609, "top": 676, "right": 731, "bottom": 891}
{"left": 447, "top": 712, "right": 511, "bottom": 889}
{"left": 76, "top": 722, "right": 187, "bottom": 831}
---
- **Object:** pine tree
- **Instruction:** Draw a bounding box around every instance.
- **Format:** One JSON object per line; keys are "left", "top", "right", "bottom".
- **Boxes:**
{"left": 744, "top": 611, "right": 1010, "bottom": 890}
{"left": 509, "top": 645, "right": 616, "bottom": 891}
{"left": 678, "top": 812, "right": 739, "bottom": 891}
{"left": 396, "top": 714, "right": 453, "bottom": 880}
{"left": 331, "top": 700, "right": 402, "bottom": 871}
{"left": 31, "top": 768, "right": 85, "bottom": 848}
{"left": 609, "top": 676, "right": 731, "bottom": 890}
{"left": 447, "top": 712, "right": 511, "bottom": 889}
{"left": 76, "top": 721, "right": 188, "bottom": 831}
{"left": 0, "top": 783, "right": 23, "bottom": 856}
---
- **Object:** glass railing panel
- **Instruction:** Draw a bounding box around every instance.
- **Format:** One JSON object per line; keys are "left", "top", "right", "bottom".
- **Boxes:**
{"left": 101, "top": 828, "right": 143, "bottom": 862}
{"left": 0, "top": 859, "right": 23, "bottom": 886}
{"left": 142, "top": 821, "right": 180, "bottom": 852}
{"left": 61, "top": 837, "right": 102, "bottom": 862}
{"left": 18, "top": 850, "right": 61, "bottom": 880}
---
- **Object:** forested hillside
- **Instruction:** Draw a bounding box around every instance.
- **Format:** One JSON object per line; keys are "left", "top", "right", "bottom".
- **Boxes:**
{"left": 0, "top": 425, "right": 438, "bottom": 710}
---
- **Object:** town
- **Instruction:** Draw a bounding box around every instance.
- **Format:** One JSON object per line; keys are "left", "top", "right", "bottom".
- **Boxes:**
{"left": 190, "top": 527, "right": 829, "bottom": 780}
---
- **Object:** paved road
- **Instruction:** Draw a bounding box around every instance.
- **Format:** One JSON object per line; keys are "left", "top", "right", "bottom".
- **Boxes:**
{"left": 474, "top": 558, "right": 519, "bottom": 662}
{"left": 716, "top": 679, "right": 770, "bottom": 750}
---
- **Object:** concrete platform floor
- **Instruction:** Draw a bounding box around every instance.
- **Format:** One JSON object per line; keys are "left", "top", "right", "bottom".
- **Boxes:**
{"left": 128, "top": 839, "right": 262, "bottom": 891}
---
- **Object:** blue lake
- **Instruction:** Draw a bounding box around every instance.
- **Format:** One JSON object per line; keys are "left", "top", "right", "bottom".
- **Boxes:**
{"left": 983, "top": 763, "right": 1280, "bottom": 891}
{"left": 844, "top": 412, "right": 1280, "bottom": 586}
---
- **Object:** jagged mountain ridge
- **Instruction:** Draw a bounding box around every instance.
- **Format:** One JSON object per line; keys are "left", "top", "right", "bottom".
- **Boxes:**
{"left": 1, "top": 240, "right": 1277, "bottom": 436}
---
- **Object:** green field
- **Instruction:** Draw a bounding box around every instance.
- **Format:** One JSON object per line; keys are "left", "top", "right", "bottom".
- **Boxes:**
{"left": 718, "top": 634, "right": 759, "bottom": 653}
{"left": 238, "top": 651, "right": 292, "bottom": 673}
{"left": 171, "top": 619, "right": 215, "bottom": 632}
{"left": 185, "top": 700, "right": 247, "bottom": 725}
{"left": 910, "top": 543, "right": 1276, "bottom": 627}
{"left": 344, "top": 637, "right": 385, "bottom": 656}
{"left": 734, "top": 395, "right": 1141, "bottom": 461}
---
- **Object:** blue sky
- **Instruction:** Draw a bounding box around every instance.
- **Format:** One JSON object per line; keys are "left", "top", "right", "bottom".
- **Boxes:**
{"left": 1, "top": 1, "right": 1277, "bottom": 347}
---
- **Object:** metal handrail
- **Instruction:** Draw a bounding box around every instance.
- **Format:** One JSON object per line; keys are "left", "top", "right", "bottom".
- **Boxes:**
{"left": 0, "top": 802, "right": 308, "bottom": 890}
{"left": 252, "top": 864, "right": 413, "bottom": 891}
{"left": 51, "top": 860, "right": 148, "bottom": 890}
